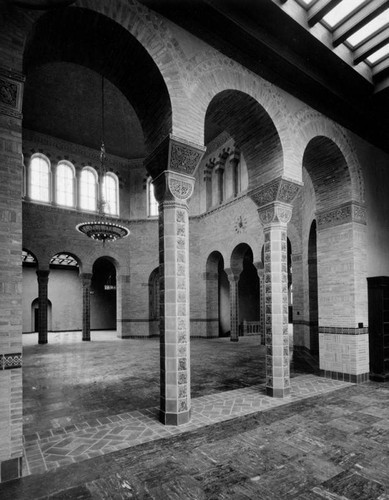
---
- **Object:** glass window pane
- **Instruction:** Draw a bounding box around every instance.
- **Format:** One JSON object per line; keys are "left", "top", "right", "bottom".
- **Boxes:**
{"left": 102, "top": 175, "right": 118, "bottom": 215}
{"left": 347, "top": 9, "right": 389, "bottom": 47}
{"left": 367, "top": 42, "right": 389, "bottom": 64}
{"left": 56, "top": 163, "right": 74, "bottom": 207}
{"left": 30, "top": 156, "right": 50, "bottom": 202}
{"left": 80, "top": 169, "right": 97, "bottom": 211}
{"left": 323, "top": 0, "right": 366, "bottom": 28}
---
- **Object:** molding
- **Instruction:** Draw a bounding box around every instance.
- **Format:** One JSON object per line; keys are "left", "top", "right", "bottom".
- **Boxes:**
{"left": 317, "top": 202, "right": 367, "bottom": 229}
{"left": 319, "top": 326, "right": 368, "bottom": 335}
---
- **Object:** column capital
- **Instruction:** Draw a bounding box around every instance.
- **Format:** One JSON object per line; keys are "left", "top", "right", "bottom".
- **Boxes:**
{"left": 144, "top": 134, "right": 206, "bottom": 179}
{"left": 80, "top": 272, "right": 93, "bottom": 283}
{"left": 153, "top": 170, "right": 196, "bottom": 205}
{"left": 225, "top": 268, "right": 239, "bottom": 282}
{"left": 258, "top": 201, "right": 293, "bottom": 227}
{"left": 249, "top": 176, "right": 302, "bottom": 208}
{"left": 36, "top": 269, "right": 50, "bottom": 281}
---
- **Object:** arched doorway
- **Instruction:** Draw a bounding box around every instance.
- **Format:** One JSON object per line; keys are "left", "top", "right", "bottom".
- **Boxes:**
{"left": 205, "top": 252, "right": 229, "bottom": 337}
{"left": 49, "top": 252, "right": 81, "bottom": 332}
{"left": 31, "top": 298, "right": 52, "bottom": 332}
{"left": 91, "top": 257, "right": 117, "bottom": 331}
{"left": 238, "top": 247, "right": 260, "bottom": 330}
{"left": 308, "top": 220, "right": 319, "bottom": 355}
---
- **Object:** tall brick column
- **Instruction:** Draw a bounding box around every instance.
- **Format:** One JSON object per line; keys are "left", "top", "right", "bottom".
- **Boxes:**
{"left": 36, "top": 270, "right": 50, "bottom": 344}
{"left": 0, "top": 68, "right": 24, "bottom": 482}
{"left": 80, "top": 273, "right": 92, "bottom": 341}
{"left": 226, "top": 269, "right": 240, "bottom": 342}
{"left": 317, "top": 203, "right": 369, "bottom": 382}
{"left": 250, "top": 178, "right": 301, "bottom": 397}
{"left": 146, "top": 135, "right": 205, "bottom": 426}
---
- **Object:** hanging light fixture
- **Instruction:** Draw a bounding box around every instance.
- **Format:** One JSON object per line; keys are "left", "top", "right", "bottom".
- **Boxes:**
{"left": 76, "top": 75, "right": 130, "bottom": 243}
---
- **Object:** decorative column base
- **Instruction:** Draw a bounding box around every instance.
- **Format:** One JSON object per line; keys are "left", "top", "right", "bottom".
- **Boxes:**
{"left": 159, "top": 409, "right": 191, "bottom": 426}
{"left": 319, "top": 326, "right": 369, "bottom": 383}
{"left": 266, "top": 386, "right": 291, "bottom": 398}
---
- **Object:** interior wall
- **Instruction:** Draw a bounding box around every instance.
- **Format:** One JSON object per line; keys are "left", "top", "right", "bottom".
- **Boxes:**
{"left": 22, "top": 266, "right": 82, "bottom": 332}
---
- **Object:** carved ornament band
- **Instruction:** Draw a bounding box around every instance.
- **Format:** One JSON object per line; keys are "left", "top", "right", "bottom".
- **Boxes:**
{"left": 145, "top": 134, "right": 205, "bottom": 178}
{"left": 317, "top": 202, "right": 366, "bottom": 230}
{"left": 1, "top": 353, "right": 22, "bottom": 370}
{"left": 249, "top": 177, "right": 302, "bottom": 208}
{"left": 0, "top": 68, "right": 25, "bottom": 119}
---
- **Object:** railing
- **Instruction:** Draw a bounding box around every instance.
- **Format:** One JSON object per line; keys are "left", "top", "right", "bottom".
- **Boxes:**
{"left": 240, "top": 320, "right": 261, "bottom": 336}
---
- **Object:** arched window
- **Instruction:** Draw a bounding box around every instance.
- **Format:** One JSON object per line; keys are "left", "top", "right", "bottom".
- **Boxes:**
{"left": 80, "top": 167, "right": 97, "bottom": 211}
{"left": 102, "top": 173, "right": 119, "bottom": 215}
{"left": 30, "top": 154, "right": 50, "bottom": 202}
{"left": 56, "top": 161, "right": 75, "bottom": 207}
{"left": 147, "top": 177, "right": 158, "bottom": 217}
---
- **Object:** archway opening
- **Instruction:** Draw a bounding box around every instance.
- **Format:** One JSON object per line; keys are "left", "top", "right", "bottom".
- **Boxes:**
{"left": 91, "top": 257, "right": 117, "bottom": 331}
{"left": 308, "top": 220, "right": 319, "bottom": 355}
{"left": 205, "top": 89, "right": 283, "bottom": 189}
{"left": 22, "top": 249, "right": 38, "bottom": 333}
{"left": 48, "top": 252, "right": 81, "bottom": 332}
{"left": 238, "top": 247, "right": 260, "bottom": 329}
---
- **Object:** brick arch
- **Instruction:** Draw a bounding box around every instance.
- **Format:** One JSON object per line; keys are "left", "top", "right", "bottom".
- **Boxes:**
{"left": 72, "top": 0, "right": 198, "bottom": 146}
{"left": 292, "top": 109, "right": 365, "bottom": 205}
{"left": 230, "top": 242, "right": 255, "bottom": 276}
{"left": 187, "top": 59, "right": 297, "bottom": 183}
{"left": 23, "top": 5, "right": 176, "bottom": 154}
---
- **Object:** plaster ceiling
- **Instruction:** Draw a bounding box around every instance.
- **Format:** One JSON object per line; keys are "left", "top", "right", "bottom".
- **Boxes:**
{"left": 23, "top": 62, "right": 146, "bottom": 160}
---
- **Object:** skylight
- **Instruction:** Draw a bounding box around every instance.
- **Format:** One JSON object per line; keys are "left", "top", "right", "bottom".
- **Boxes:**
{"left": 323, "top": 0, "right": 366, "bottom": 28}
{"left": 347, "top": 9, "right": 389, "bottom": 48}
{"left": 298, "top": 0, "right": 316, "bottom": 6}
{"left": 367, "top": 42, "right": 389, "bottom": 64}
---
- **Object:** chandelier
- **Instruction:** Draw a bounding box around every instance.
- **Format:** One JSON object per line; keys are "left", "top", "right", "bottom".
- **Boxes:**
{"left": 76, "top": 76, "right": 130, "bottom": 243}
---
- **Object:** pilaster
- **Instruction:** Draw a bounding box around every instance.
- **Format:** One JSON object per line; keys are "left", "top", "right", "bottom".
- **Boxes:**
{"left": 0, "top": 67, "right": 24, "bottom": 482}
{"left": 316, "top": 202, "right": 369, "bottom": 381}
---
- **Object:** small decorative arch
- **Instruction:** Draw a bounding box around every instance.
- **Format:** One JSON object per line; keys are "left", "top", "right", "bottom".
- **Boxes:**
{"left": 149, "top": 267, "right": 160, "bottom": 322}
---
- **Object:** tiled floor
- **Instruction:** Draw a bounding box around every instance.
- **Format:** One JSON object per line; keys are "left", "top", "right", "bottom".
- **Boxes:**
{"left": 1, "top": 331, "right": 388, "bottom": 499}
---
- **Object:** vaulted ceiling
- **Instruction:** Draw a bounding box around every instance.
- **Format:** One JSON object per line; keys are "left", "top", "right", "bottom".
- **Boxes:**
{"left": 138, "top": 0, "right": 389, "bottom": 154}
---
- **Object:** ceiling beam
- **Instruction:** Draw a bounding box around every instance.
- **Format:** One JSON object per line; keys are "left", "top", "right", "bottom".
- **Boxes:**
{"left": 372, "top": 54, "right": 389, "bottom": 76}
{"left": 333, "top": 0, "right": 389, "bottom": 48}
{"left": 307, "top": 0, "right": 342, "bottom": 28}
{"left": 354, "top": 26, "right": 389, "bottom": 65}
